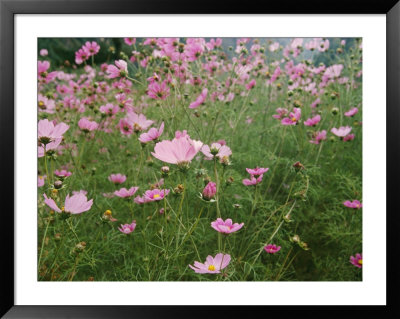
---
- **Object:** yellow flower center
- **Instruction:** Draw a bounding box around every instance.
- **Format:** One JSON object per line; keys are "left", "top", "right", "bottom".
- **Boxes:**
{"left": 105, "top": 210, "right": 112, "bottom": 216}
{"left": 291, "top": 117, "right": 297, "bottom": 122}
{"left": 358, "top": 259, "right": 362, "bottom": 265}
{"left": 61, "top": 206, "right": 65, "bottom": 212}
{"left": 208, "top": 265, "right": 216, "bottom": 271}
{"left": 153, "top": 194, "right": 160, "bottom": 199}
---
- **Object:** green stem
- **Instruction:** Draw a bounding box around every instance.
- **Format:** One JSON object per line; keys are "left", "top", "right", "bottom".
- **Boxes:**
{"left": 38, "top": 217, "right": 51, "bottom": 275}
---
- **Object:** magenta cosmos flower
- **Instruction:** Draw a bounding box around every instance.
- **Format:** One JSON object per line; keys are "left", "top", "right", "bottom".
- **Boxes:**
{"left": 331, "top": 126, "right": 352, "bottom": 138}
{"left": 43, "top": 192, "right": 93, "bottom": 214}
{"left": 78, "top": 117, "right": 98, "bottom": 132}
{"left": 83, "top": 41, "right": 100, "bottom": 56}
{"left": 100, "top": 103, "right": 119, "bottom": 116}
{"left": 139, "top": 122, "right": 164, "bottom": 143}
{"left": 246, "top": 167, "right": 269, "bottom": 176}
{"left": 350, "top": 253, "right": 362, "bottom": 268}
{"left": 106, "top": 60, "right": 128, "bottom": 79}
{"left": 152, "top": 134, "right": 203, "bottom": 166}
{"left": 134, "top": 189, "right": 170, "bottom": 204}
{"left": 211, "top": 218, "right": 244, "bottom": 234}
{"left": 243, "top": 174, "right": 263, "bottom": 186}
{"left": 202, "top": 182, "right": 217, "bottom": 200}
{"left": 310, "top": 130, "right": 327, "bottom": 144}
{"left": 118, "top": 220, "right": 136, "bottom": 234}
{"left": 281, "top": 108, "right": 301, "bottom": 125}
{"left": 114, "top": 186, "right": 139, "bottom": 198}
{"left": 264, "top": 244, "right": 281, "bottom": 254}
{"left": 304, "top": 114, "right": 321, "bottom": 127}
{"left": 75, "top": 48, "right": 90, "bottom": 64}
{"left": 108, "top": 174, "right": 126, "bottom": 184}
{"left": 189, "top": 253, "right": 231, "bottom": 274}
{"left": 189, "top": 88, "right": 208, "bottom": 109}
{"left": 343, "top": 200, "right": 362, "bottom": 209}
{"left": 344, "top": 107, "right": 359, "bottom": 117}
{"left": 272, "top": 108, "right": 289, "bottom": 120}
{"left": 147, "top": 80, "right": 170, "bottom": 100}
{"left": 54, "top": 169, "right": 72, "bottom": 178}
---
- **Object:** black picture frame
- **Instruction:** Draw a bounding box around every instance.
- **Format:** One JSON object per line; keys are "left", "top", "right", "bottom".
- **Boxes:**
{"left": 1, "top": 0, "right": 399, "bottom": 317}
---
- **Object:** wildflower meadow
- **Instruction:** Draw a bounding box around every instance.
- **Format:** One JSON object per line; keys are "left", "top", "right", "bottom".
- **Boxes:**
{"left": 37, "top": 37, "right": 362, "bottom": 281}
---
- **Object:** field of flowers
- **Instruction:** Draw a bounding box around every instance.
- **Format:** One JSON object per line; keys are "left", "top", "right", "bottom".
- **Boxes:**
{"left": 37, "top": 37, "right": 362, "bottom": 281}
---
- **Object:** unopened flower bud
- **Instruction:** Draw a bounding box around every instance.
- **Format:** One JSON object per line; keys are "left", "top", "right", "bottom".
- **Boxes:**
{"left": 161, "top": 166, "right": 170, "bottom": 176}
{"left": 54, "top": 180, "right": 63, "bottom": 189}
{"left": 331, "top": 107, "right": 339, "bottom": 115}
{"left": 291, "top": 234, "right": 300, "bottom": 243}
{"left": 202, "top": 181, "right": 217, "bottom": 200}
{"left": 74, "top": 241, "right": 86, "bottom": 253}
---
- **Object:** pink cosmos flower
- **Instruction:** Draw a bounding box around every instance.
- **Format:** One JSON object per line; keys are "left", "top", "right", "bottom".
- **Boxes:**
{"left": 264, "top": 244, "right": 281, "bottom": 254}
{"left": 75, "top": 47, "right": 90, "bottom": 65}
{"left": 118, "top": 118, "right": 133, "bottom": 136}
{"left": 78, "top": 117, "right": 98, "bottom": 132}
{"left": 43, "top": 192, "right": 93, "bottom": 214}
{"left": 309, "top": 130, "right": 327, "bottom": 144}
{"left": 138, "top": 122, "right": 164, "bottom": 143}
{"left": 114, "top": 186, "right": 139, "bottom": 198}
{"left": 38, "top": 119, "right": 69, "bottom": 142}
{"left": 304, "top": 115, "right": 321, "bottom": 127}
{"left": 152, "top": 135, "right": 203, "bottom": 166}
{"left": 343, "top": 134, "right": 355, "bottom": 142}
{"left": 118, "top": 220, "right": 137, "bottom": 234}
{"left": 344, "top": 107, "right": 358, "bottom": 117}
{"left": 245, "top": 79, "right": 256, "bottom": 90}
{"left": 211, "top": 218, "right": 244, "bottom": 234}
{"left": 106, "top": 60, "right": 128, "bottom": 79}
{"left": 350, "top": 253, "right": 362, "bottom": 268}
{"left": 38, "top": 175, "right": 46, "bottom": 187}
{"left": 126, "top": 111, "right": 154, "bottom": 133}
{"left": 38, "top": 119, "right": 69, "bottom": 147}
{"left": 269, "top": 42, "right": 280, "bottom": 52}
{"left": 147, "top": 80, "right": 170, "bottom": 100}
{"left": 311, "top": 98, "right": 321, "bottom": 108}
{"left": 201, "top": 143, "right": 232, "bottom": 162}
{"left": 134, "top": 189, "right": 170, "bottom": 204}
{"left": 343, "top": 200, "right": 362, "bottom": 209}
{"left": 100, "top": 103, "right": 119, "bottom": 116}
{"left": 83, "top": 41, "right": 100, "bottom": 56}
{"left": 54, "top": 169, "right": 72, "bottom": 178}
{"left": 38, "top": 94, "right": 56, "bottom": 114}
{"left": 40, "top": 49, "right": 48, "bottom": 56}
{"left": 189, "top": 88, "right": 208, "bottom": 109}
{"left": 324, "top": 64, "right": 343, "bottom": 79}
{"left": 272, "top": 108, "right": 289, "bottom": 120}
{"left": 202, "top": 182, "right": 217, "bottom": 200}
{"left": 242, "top": 174, "right": 263, "bottom": 186}
{"left": 38, "top": 61, "right": 57, "bottom": 83}
{"left": 124, "top": 37, "right": 136, "bottom": 45}
{"left": 246, "top": 167, "right": 269, "bottom": 176}
{"left": 281, "top": 108, "right": 301, "bottom": 125}
{"left": 108, "top": 174, "right": 127, "bottom": 184}
{"left": 331, "top": 126, "right": 352, "bottom": 137}
{"left": 189, "top": 253, "right": 231, "bottom": 274}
